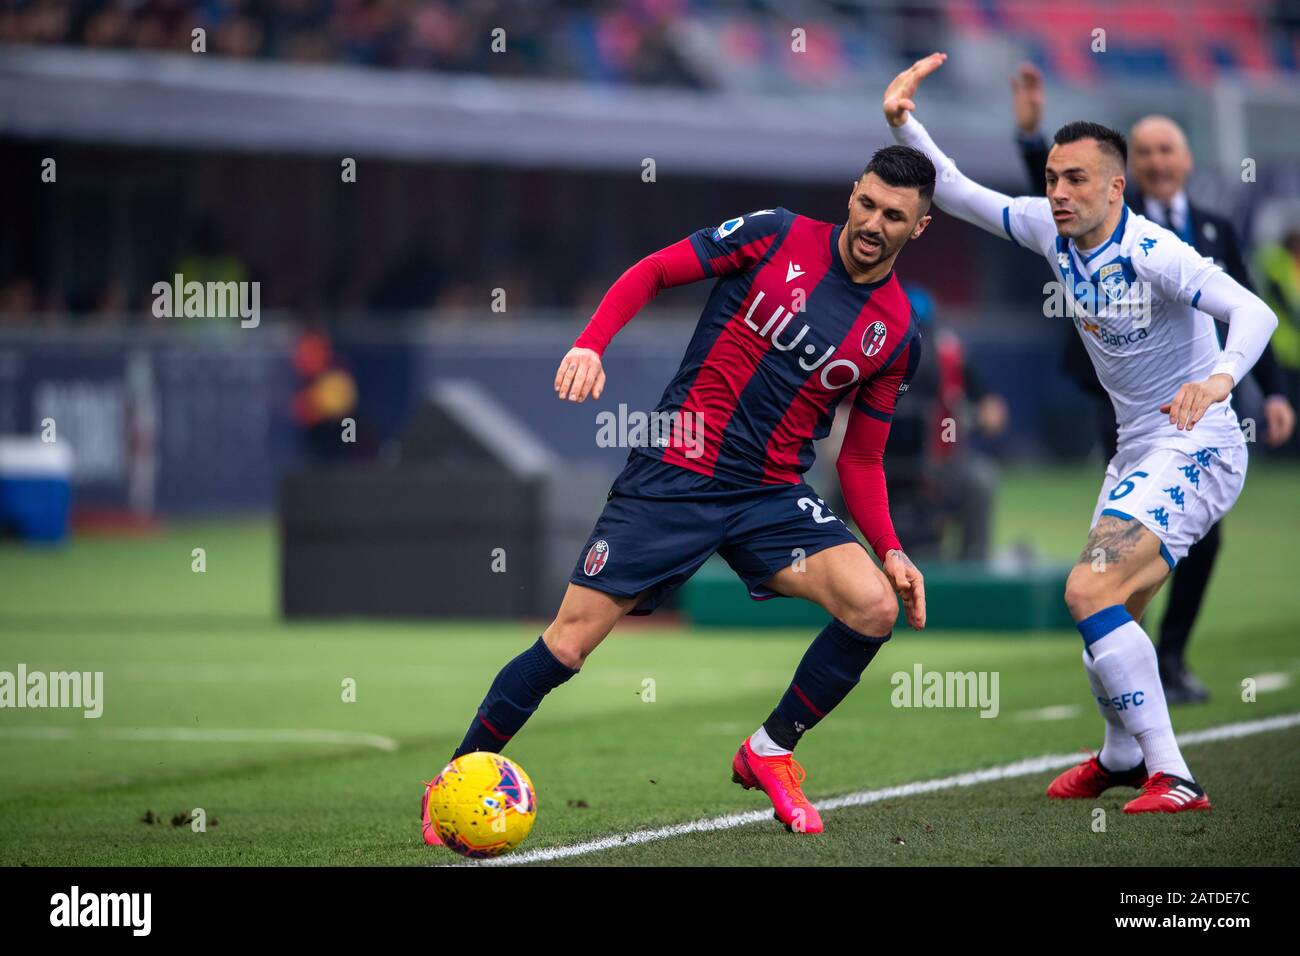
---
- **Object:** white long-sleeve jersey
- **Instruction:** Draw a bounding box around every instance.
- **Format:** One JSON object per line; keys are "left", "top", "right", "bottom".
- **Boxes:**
{"left": 892, "top": 115, "right": 1278, "bottom": 456}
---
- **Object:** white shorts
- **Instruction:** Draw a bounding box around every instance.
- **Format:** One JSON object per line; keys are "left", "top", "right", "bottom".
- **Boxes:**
{"left": 1089, "top": 442, "right": 1248, "bottom": 567}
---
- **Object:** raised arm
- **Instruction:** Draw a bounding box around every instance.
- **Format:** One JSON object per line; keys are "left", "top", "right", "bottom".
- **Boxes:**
{"left": 883, "top": 53, "right": 1017, "bottom": 240}
{"left": 557, "top": 238, "right": 702, "bottom": 402}
{"left": 558, "top": 210, "right": 790, "bottom": 402}
{"left": 571, "top": 239, "right": 705, "bottom": 357}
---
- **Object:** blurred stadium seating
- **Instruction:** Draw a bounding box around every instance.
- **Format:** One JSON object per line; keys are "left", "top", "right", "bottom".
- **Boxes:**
{"left": 4, "top": 1, "right": 1298, "bottom": 88}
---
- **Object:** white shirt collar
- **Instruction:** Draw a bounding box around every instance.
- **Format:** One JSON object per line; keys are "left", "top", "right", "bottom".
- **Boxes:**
{"left": 1143, "top": 190, "right": 1189, "bottom": 229}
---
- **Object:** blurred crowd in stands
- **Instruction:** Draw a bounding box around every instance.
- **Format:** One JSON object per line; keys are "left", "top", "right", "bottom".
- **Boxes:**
{"left": 4, "top": 1, "right": 1298, "bottom": 89}
{"left": 1, "top": 0, "right": 701, "bottom": 85}
{"left": 3, "top": 0, "right": 1300, "bottom": 330}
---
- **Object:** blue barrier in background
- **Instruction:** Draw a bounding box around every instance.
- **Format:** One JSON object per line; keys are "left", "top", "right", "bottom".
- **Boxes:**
{"left": 0, "top": 438, "right": 72, "bottom": 542}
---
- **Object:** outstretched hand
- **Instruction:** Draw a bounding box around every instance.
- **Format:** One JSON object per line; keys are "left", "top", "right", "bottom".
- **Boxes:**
{"left": 555, "top": 346, "right": 605, "bottom": 403}
{"left": 883, "top": 52, "right": 947, "bottom": 128}
{"left": 883, "top": 549, "right": 926, "bottom": 630}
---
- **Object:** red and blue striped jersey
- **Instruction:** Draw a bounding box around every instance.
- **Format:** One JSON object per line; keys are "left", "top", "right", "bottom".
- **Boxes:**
{"left": 593, "top": 207, "right": 922, "bottom": 483}
{"left": 573, "top": 207, "right": 922, "bottom": 556}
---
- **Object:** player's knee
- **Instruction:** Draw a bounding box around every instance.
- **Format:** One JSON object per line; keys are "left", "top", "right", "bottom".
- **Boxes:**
{"left": 541, "top": 627, "right": 588, "bottom": 671}
{"left": 540, "top": 608, "right": 595, "bottom": 671}
{"left": 1064, "top": 565, "right": 1111, "bottom": 621}
{"left": 545, "top": 595, "right": 624, "bottom": 670}
{"left": 839, "top": 588, "right": 899, "bottom": 637}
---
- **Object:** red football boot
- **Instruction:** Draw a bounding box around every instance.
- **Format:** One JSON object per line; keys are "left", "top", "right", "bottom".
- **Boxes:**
{"left": 421, "top": 779, "right": 444, "bottom": 846}
{"left": 1123, "top": 772, "right": 1211, "bottom": 814}
{"left": 1047, "top": 754, "right": 1147, "bottom": 799}
{"left": 731, "top": 737, "right": 823, "bottom": 834}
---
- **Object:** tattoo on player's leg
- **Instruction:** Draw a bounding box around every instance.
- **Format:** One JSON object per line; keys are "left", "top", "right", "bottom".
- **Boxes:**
{"left": 1078, "top": 516, "right": 1145, "bottom": 566}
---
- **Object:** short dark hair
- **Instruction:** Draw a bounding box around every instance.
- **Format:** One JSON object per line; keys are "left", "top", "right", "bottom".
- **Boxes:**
{"left": 1053, "top": 121, "right": 1127, "bottom": 169}
{"left": 860, "top": 145, "right": 936, "bottom": 207}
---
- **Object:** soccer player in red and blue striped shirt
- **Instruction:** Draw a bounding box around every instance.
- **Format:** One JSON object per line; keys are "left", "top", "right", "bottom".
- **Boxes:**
{"left": 424, "top": 146, "right": 937, "bottom": 843}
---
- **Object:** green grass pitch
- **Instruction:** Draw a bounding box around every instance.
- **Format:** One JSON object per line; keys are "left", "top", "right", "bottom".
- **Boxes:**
{"left": 1, "top": 464, "right": 1298, "bottom": 866}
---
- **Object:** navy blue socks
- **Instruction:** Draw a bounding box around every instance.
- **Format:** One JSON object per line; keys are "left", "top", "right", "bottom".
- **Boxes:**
{"left": 453, "top": 636, "right": 578, "bottom": 758}
{"left": 762, "top": 618, "right": 890, "bottom": 751}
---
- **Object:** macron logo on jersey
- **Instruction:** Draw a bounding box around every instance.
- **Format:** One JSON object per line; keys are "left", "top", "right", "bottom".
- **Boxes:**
{"left": 786, "top": 262, "right": 805, "bottom": 282}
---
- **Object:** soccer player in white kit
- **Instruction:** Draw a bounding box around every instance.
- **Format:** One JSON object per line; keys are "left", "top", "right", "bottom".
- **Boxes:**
{"left": 883, "top": 54, "right": 1279, "bottom": 813}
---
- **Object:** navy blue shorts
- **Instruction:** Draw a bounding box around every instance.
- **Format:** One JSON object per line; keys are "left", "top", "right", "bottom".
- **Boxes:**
{"left": 570, "top": 452, "right": 862, "bottom": 615}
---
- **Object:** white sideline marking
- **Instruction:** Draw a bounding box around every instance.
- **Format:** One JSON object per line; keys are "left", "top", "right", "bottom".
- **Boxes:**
{"left": 99, "top": 728, "right": 400, "bottom": 751}
{"left": 1015, "top": 705, "right": 1083, "bottom": 722}
{"left": 1251, "top": 672, "right": 1292, "bottom": 693}
{"left": 0, "top": 726, "right": 399, "bottom": 751}
{"left": 470, "top": 711, "right": 1300, "bottom": 866}
{"left": 0, "top": 728, "right": 77, "bottom": 740}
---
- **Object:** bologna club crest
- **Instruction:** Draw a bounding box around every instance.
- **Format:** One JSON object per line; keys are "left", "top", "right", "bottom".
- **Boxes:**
{"left": 583, "top": 539, "right": 610, "bottom": 576}
{"left": 862, "top": 320, "right": 888, "bottom": 357}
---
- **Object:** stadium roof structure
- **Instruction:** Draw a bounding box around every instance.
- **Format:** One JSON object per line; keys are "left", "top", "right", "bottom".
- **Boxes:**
{"left": 1, "top": 46, "right": 1296, "bottom": 184}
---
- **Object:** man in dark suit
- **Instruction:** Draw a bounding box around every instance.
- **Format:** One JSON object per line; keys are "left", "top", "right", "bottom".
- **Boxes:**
{"left": 1010, "top": 64, "right": 1296, "bottom": 704}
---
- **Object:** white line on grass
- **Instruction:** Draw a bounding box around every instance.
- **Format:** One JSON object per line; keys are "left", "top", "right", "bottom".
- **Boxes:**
{"left": 98, "top": 728, "right": 400, "bottom": 751}
{"left": 469, "top": 711, "right": 1300, "bottom": 866}
{"left": 1250, "top": 672, "right": 1292, "bottom": 693}
{"left": 0, "top": 726, "right": 399, "bottom": 751}
{"left": 1014, "top": 705, "right": 1083, "bottom": 722}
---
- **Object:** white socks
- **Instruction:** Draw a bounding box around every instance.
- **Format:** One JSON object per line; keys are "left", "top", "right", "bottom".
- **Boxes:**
{"left": 749, "top": 725, "right": 791, "bottom": 757}
{"left": 1080, "top": 606, "right": 1192, "bottom": 781}
{"left": 1081, "top": 647, "right": 1144, "bottom": 771}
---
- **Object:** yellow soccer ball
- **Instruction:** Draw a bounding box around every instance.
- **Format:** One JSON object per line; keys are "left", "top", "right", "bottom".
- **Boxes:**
{"left": 426, "top": 752, "right": 537, "bottom": 858}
